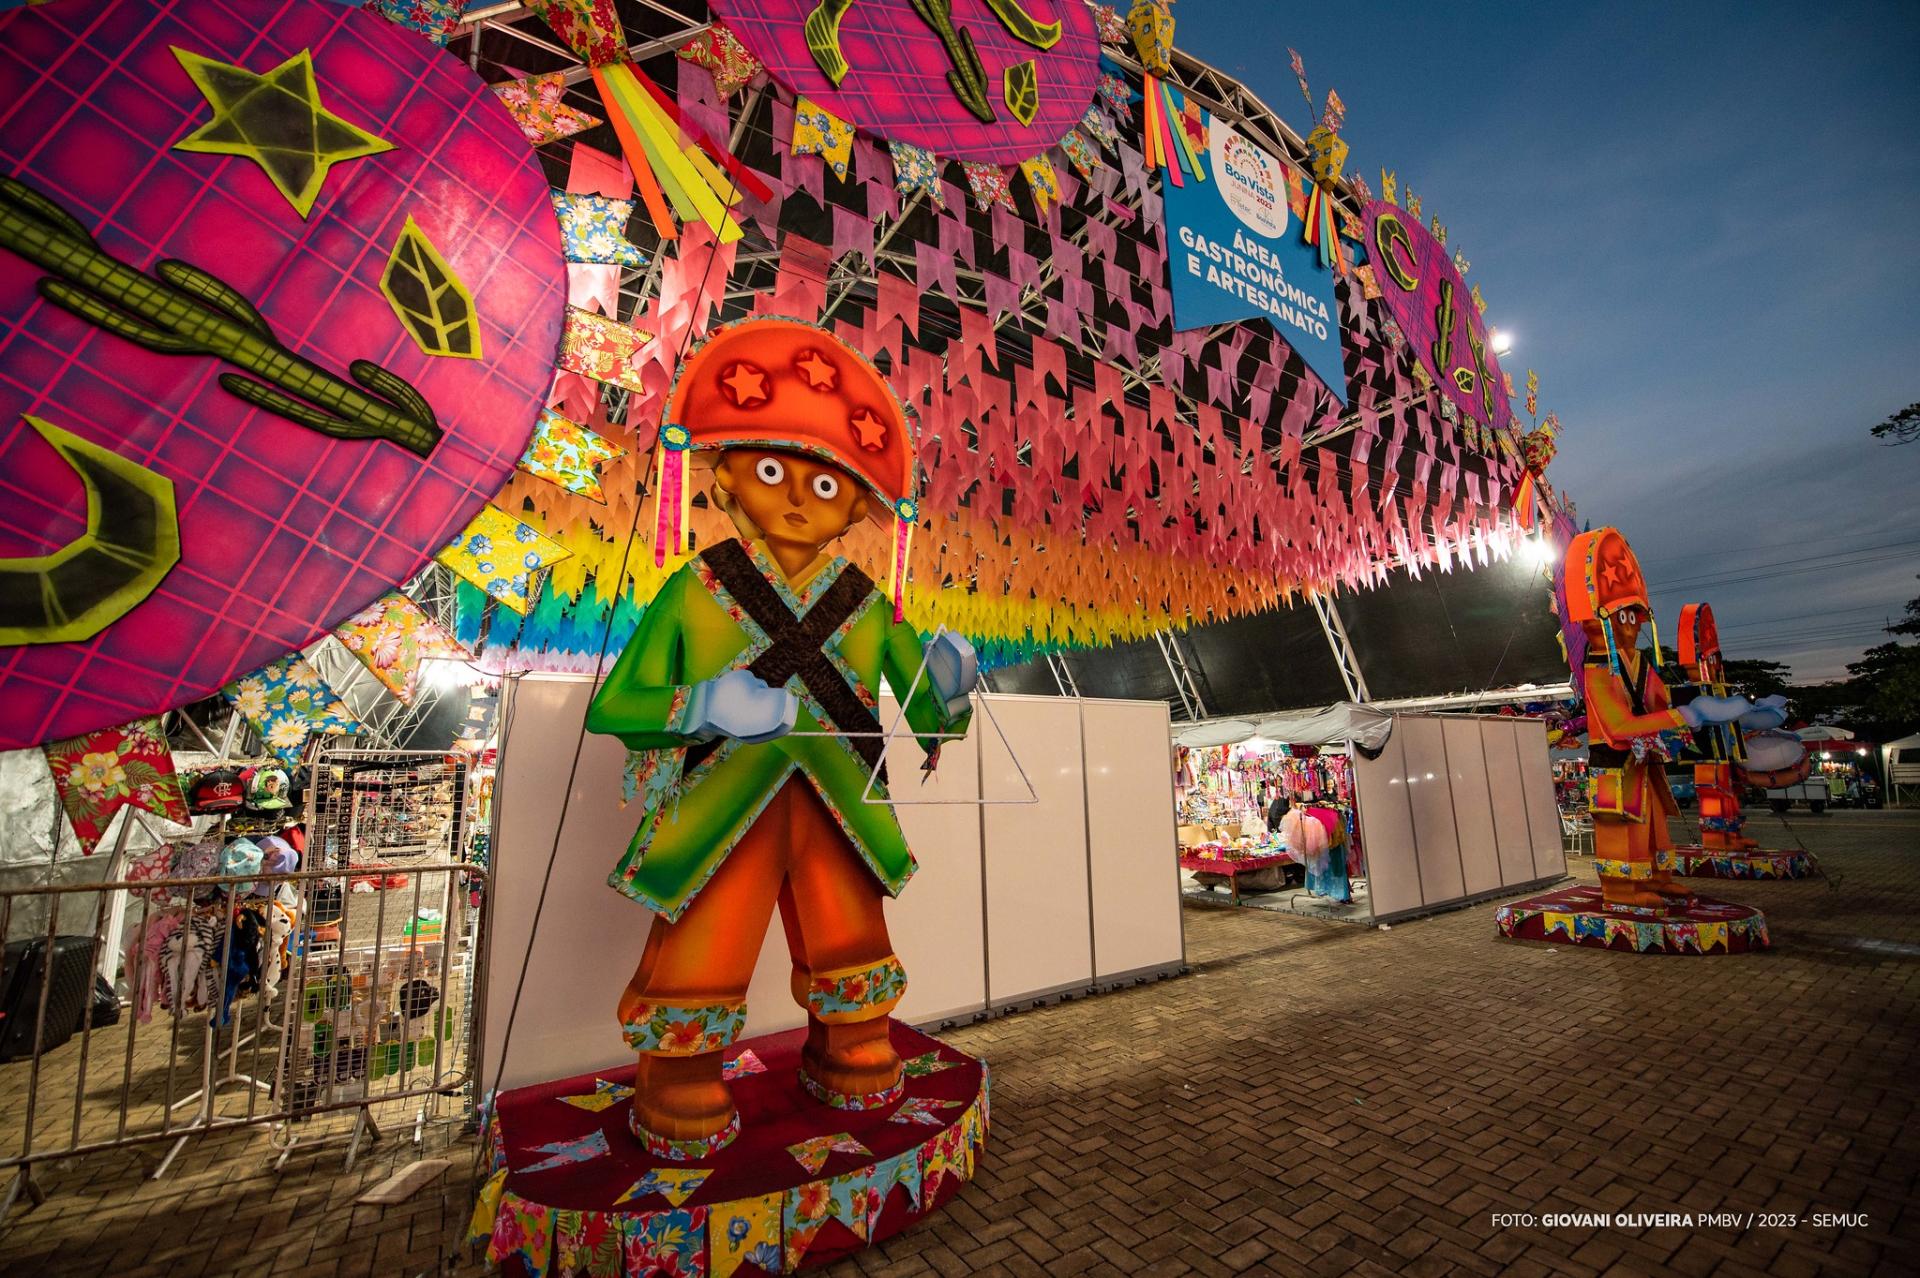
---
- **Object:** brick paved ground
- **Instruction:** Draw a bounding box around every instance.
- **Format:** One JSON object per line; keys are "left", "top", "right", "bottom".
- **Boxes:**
{"left": 2, "top": 808, "right": 1915, "bottom": 1276}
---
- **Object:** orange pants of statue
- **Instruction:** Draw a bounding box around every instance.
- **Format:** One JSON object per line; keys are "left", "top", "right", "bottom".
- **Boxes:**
{"left": 1693, "top": 762, "right": 1754, "bottom": 851}
{"left": 618, "top": 777, "right": 905, "bottom": 1154}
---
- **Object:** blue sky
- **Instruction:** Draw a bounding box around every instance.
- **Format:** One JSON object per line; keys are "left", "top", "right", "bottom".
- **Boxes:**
{"left": 1178, "top": 0, "right": 1920, "bottom": 681}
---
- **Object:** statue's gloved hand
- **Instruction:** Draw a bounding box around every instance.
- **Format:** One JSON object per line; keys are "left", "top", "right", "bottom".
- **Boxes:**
{"left": 1737, "top": 694, "right": 1790, "bottom": 732}
{"left": 683, "top": 668, "right": 798, "bottom": 744}
{"left": 1687, "top": 693, "right": 1753, "bottom": 726}
{"left": 925, "top": 631, "right": 979, "bottom": 718}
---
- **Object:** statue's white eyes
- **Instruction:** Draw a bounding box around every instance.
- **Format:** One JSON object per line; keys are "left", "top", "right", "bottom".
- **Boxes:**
{"left": 811, "top": 473, "right": 840, "bottom": 500}
{"left": 754, "top": 457, "right": 785, "bottom": 485}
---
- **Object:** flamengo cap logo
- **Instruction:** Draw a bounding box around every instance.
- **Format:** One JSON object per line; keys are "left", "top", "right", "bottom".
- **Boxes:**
{"left": 1211, "top": 118, "right": 1286, "bottom": 239}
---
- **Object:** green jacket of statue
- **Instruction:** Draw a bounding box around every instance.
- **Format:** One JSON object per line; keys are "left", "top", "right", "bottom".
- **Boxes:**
{"left": 585, "top": 539, "right": 971, "bottom": 921}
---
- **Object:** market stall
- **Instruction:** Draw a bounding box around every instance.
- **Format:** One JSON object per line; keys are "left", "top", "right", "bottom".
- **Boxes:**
{"left": 1174, "top": 706, "right": 1564, "bottom": 923}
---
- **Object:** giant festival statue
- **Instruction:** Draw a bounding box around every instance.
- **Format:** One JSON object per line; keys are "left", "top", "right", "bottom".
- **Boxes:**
{"left": 1495, "top": 528, "right": 1778, "bottom": 954}
{"left": 1669, "top": 602, "right": 1813, "bottom": 880}
{"left": 586, "top": 317, "right": 980, "bottom": 1158}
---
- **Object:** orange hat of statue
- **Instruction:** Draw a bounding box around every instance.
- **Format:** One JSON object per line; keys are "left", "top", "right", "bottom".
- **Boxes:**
{"left": 652, "top": 317, "right": 920, "bottom": 614}
{"left": 1677, "top": 603, "right": 1720, "bottom": 675}
{"left": 1561, "top": 527, "right": 1650, "bottom": 625}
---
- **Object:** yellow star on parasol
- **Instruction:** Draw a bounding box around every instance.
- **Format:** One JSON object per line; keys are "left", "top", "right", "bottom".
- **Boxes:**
{"left": 171, "top": 47, "right": 393, "bottom": 219}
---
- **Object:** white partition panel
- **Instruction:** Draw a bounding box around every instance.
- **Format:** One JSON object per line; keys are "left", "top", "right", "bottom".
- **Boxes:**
{"left": 1481, "top": 721, "right": 1538, "bottom": 886}
{"left": 1443, "top": 717, "right": 1501, "bottom": 896}
{"left": 484, "top": 679, "right": 1177, "bottom": 1090}
{"left": 1400, "top": 716, "right": 1466, "bottom": 905}
{"left": 1082, "top": 698, "right": 1184, "bottom": 979}
{"left": 1513, "top": 718, "right": 1568, "bottom": 879}
{"left": 482, "top": 674, "right": 652, "bottom": 1092}
{"left": 878, "top": 696, "right": 988, "bottom": 1027}
{"left": 1354, "top": 732, "right": 1423, "bottom": 918}
{"left": 981, "top": 696, "right": 1093, "bottom": 1006}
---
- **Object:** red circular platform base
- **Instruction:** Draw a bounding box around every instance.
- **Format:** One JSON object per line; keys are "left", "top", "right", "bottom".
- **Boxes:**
{"left": 1670, "top": 847, "right": 1812, "bottom": 880}
{"left": 469, "top": 1022, "right": 987, "bottom": 1275}
{"left": 1495, "top": 885, "right": 1770, "bottom": 954}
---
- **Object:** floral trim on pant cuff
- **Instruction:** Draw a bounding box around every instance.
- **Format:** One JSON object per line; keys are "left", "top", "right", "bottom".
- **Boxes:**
{"left": 806, "top": 955, "right": 907, "bottom": 1020}
{"left": 621, "top": 1001, "right": 748, "bottom": 1054}
{"left": 798, "top": 1069, "right": 906, "bottom": 1112}
{"left": 628, "top": 1107, "right": 739, "bottom": 1161}
{"left": 1594, "top": 857, "right": 1654, "bottom": 880}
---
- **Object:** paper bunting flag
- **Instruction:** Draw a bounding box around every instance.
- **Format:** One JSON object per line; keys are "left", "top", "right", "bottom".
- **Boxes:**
{"left": 785, "top": 1132, "right": 867, "bottom": 1176}
{"left": 528, "top": 0, "right": 625, "bottom": 66}
{"left": 1322, "top": 87, "right": 1347, "bottom": 133}
{"left": 364, "top": 0, "right": 460, "bottom": 46}
{"left": 517, "top": 409, "right": 627, "bottom": 502}
{"left": 555, "top": 306, "right": 653, "bottom": 393}
{"left": 1454, "top": 247, "right": 1472, "bottom": 275}
{"left": 1059, "top": 128, "right": 1100, "bottom": 178}
{"left": 1471, "top": 282, "right": 1488, "bottom": 315}
{"left": 1431, "top": 216, "right": 1447, "bottom": 245}
{"left": 1095, "top": 70, "right": 1132, "bottom": 118}
{"left": 1127, "top": 0, "right": 1175, "bottom": 75}
{"left": 901, "top": 1050, "right": 963, "bottom": 1078}
{"left": 708, "top": 1192, "right": 781, "bottom": 1278}
{"left": 435, "top": 505, "right": 572, "bottom": 614}
{"left": 790, "top": 96, "right": 855, "bottom": 180}
{"left": 1080, "top": 104, "right": 1119, "bottom": 153}
{"left": 1380, "top": 168, "right": 1399, "bottom": 204}
{"left": 333, "top": 591, "right": 469, "bottom": 702}
{"left": 42, "top": 717, "right": 190, "bottom": 854}
{"left": 677, "top": 22, "right": 763, "bottom": 97}
{"left": 1091, "top": 4, "right": 1127, "bottom": 43}
{"left": 518, "top": 1128, "right": 611, "bottom": 1174}
{"left": 961, "top": 161, "right": 1016, "bottom": 212}
{"left": 722, "top": 1048, "right": 767, "bottom": 1080}
{"left": 1019, "top": 154, "right": 1061, "bottom": 213}
{"left": 223, "top": 656, "right": 359, "bottom": 765}
{"left": 1354, "top": 263, "right": 1383, "bottom": 301}
{"left": 1289, "top": 47, "right": 1312, "bottom": 113}
{"left": 557, "top": 1078, "right": 634, "bottom": 1112}
{"left": 615, "top": 1167, "right": 710, "bottom": 1207}
{"left": 549, "top": 190, "right": 648, "bottom": 267}
{"left": 889, "top": 1097, "right": 965, "bottom": 1126}
{"left": 568, "top": 143, "right": 631, "bottom": 199}
{"left": 889, "top": 139, "right": 946, "bottom": 207}
{"left": 493, "top": 72, "right": 602, "bottom": 145}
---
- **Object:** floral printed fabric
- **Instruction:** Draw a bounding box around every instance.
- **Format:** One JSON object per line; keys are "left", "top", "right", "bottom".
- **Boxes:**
{"left": 1059, "top": 128, "right": 1100, "bottom": 178}
{"left": 556, "top": 306, "right": 653, "bottom": 394}
{"left": 890, "top": 1096, "right": 965, "bottom": 1126}
{"left": 1090, "top": 2, "right": 1128, "bottom": 43}
{"left": 622, "top": 1206, "right": 706, "bottom": 1275}
{"left": 889, "top": 139, "right": 946, "bottom": 208}
{"left": 614, "top": 1167, "right": 710, "bottom": 1208}
{"left": 807, "top": 954, "right": 907, "bottom": 1019}
{"left": 549, "top": 189, "right": 648, "bottom": 267}
{"left": 1096, "top": 70, "right": 1133, "bottom": 119}
{"left": 527, "top": 0, "right": 626, "bottom": 67}
{"left": 517, "top": 409, "right": 627, "bottom": 503}
{"left": 1080, "top": 104, "right": 1119, "bottom": 154}
{"left": 677, "top": 22, "right": 763, "bottom": 97}
{"left": 960, "top": 161, "right": 1015, "bottom": 212}
{"left": 334, "top": 591, "right": 468, "bottom": 702}
{"left": 42, "top": 717, "right": 190, "bottom": 854}
{"left": 1019, "top": 154, "right": 1061, "bottom": 213}
{"left": 620, "top": 999, "right": 747, "bottom": 1054}
{"left": 493, "top": 72, "right": 602, "bottom": 146}
{"left": 435, "top": 505, "right": 572, "bottom": 615}
{"left": 638, "top": 1112, "right": 739, "bottom": 1162}
{"left": 223, "top": 657, "right": 358, "bottom": 766}
{"left": 518, "top": 1129, "right": 610, "bottom": 1174}
{"left": 363, "top": 0, "right": 460, "bottom": 47}
{"left": 487, "top": 1191, "right": 556, "bottom": 1276}
{"left": 709, "top": 1191, "right": 781, "bottom": 1278}
{"left": 786, "top": 1132, "right": 868, "bottom": 1176}
{"left": 791, "top": 96, "right": 855, "bottom": 181}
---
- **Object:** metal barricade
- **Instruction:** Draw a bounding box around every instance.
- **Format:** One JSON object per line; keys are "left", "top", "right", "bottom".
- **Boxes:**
{"left": 0, "top": 861, "right": 486, "bottom": 1226}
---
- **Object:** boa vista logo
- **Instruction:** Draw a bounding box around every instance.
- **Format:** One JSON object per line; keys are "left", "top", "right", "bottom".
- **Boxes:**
{"left": 1211, "top": 119, "right": 1286, "bottom": 239}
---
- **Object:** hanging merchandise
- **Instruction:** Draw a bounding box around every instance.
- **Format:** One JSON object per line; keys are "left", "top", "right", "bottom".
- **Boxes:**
{"left": 0, "top": 0, "right": 566, "bottom": 753}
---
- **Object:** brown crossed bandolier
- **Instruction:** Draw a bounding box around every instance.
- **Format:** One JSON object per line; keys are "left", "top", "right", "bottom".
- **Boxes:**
{"left": 690, "top": 540, "right": 889, "bottom": 785}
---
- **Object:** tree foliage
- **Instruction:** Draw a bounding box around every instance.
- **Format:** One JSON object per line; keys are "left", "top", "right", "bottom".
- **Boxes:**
{"left": 1869, "top": 401, "right": 1920, "bottom": 445}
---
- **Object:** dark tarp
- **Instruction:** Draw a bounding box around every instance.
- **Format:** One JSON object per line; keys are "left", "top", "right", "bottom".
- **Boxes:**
{"left": 988, "top": 549, "right": 1568, "bottom": 715}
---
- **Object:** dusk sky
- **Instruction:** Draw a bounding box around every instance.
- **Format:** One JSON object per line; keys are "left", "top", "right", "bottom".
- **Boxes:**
{"left": 1179, "top": 0, "right": 1920, "bottom": 682}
